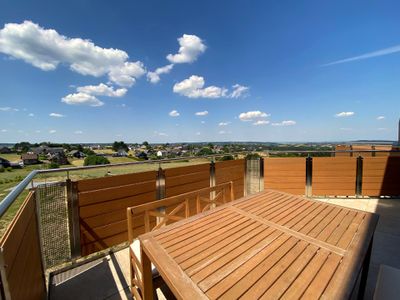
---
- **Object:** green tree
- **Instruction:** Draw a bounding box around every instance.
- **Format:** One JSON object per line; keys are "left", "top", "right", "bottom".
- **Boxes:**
{"left": 218, "top": 154, "right": 234, "bottom": 161}
{"left": 197, "top": 147, "right": 214, "bottom": 156}
{"left": 112, "top": 141, "right": 128, "bottom": 152}
{"left": 84, "top": 155, "right": 110, "bottom": 166}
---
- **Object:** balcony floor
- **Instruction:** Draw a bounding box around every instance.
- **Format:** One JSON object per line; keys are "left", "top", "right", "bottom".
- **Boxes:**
{"left": 49, "top": 197, "right": 400, "bottom": 300}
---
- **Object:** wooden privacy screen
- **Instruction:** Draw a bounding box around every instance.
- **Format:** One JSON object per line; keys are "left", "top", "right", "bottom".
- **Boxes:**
{"left": 0, "top": 192, "right": 46, "bottom": 300}
{"left": 215, "top": 159, "right": 245, "bottom": 199}
{"left": 362, "top": 157, "right": 400, "bottom": 196}
{"left": 335, "top": 145, "right": 352, "bottom": 157}
{"left": 164, "top": 163, "right": 210, "bottom": 197}
{"left": 313, "top": 157, "right": 357, "bottom": 196}
{"left": 164, "top": 163, "right": 211, "bottom": 217}
{"left": 77, "top": 171, "right": 157, "bottom": 256}
{"left": 264, "top": 158, "right": 306, "bottom": 195}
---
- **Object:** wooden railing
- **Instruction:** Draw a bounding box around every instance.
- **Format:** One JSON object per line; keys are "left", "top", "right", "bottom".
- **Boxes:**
{"left": 126, "top": 182, "right": 234, "bottom": 299}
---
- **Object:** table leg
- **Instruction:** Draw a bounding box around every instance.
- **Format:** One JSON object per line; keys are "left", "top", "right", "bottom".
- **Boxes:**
{"left": 358, "top": 238, "right": 373, "bottom": 300}
{"left": 141, "top": 245, "right": 154, "bottom": 300}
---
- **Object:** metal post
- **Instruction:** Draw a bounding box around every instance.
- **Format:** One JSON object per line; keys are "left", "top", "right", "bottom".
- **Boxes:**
{"left": 66, "top": 179, "right": 81, "bottom": 259}
{"left": 259, "top": 157, "right": 264, "bottom": 192}
{"left": 305, "top": 156, "right": 313, "bottom": 197}
{"left": 371, "top": 145, "right": 376, "bottom": 157}
{"left": 210, "top": 161, "right": 216, "bottom": 188}
{"left": 156, "top": 167, "right": 166, "bottom": 200}
{"left": 356, "top": 156, "right": 363, "bottom": 198}
{"left": 244, "top": 158, "right": 248, "bottom": 197}
{"left": 210, "top": 161, "right": 216, "bottom": 200}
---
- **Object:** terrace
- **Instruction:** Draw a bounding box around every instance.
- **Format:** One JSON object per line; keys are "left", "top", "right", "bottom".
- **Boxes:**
{"left": 0, "top": 149, "right": 399, "bottom": 299}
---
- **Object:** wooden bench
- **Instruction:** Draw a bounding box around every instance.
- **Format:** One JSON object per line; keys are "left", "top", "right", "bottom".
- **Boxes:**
{"left": 126, "top": 182, "right": 234, "bottom": 300}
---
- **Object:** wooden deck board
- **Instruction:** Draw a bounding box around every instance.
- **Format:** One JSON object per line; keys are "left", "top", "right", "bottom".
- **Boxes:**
{"left": 138, "top": 189, "right": 378, "bottom": 300}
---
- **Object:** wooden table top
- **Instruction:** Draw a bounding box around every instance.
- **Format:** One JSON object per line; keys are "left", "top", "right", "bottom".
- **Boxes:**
{"left": 139, "top": 189, "right": 378, "bottom": 299}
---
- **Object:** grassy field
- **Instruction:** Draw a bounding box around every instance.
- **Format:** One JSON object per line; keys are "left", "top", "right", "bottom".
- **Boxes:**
{"left": 0, "top": 153, "right": 22, "bottom": 162}
{"left": 0, "top": 157, "right": 211, "bottom": 237}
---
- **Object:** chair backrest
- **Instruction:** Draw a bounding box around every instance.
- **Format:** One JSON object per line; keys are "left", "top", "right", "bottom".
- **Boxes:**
{"left": 127, "top": 181, "right": 234, "bottom": 243}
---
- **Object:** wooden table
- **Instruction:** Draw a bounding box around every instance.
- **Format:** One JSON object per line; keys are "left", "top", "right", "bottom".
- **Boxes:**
{"left": 138, "top": 190, "right": 378, "bottom": 299}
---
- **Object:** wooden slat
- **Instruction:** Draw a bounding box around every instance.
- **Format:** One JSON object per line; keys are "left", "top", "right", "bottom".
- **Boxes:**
{"left": 77, "top": 170, "right": 157, "bottom": 192}
{"left": 138, "top": 189, "right": 378, "bottom": 300}
{"left": 264, "top": 158, "right": 306, "bottom": 195}
{"left": 0, "top": 192, "right": 46, "bottom": 300}
{"left": 78, "top": 181, "right": 156, "bottom": 207}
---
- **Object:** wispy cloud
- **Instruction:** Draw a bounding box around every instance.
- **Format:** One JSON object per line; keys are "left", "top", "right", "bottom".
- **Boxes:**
{"left": 49, "top": 112, "right": 65, "bottom": 118}
{"left": 335, "top": 112, "right": 354, "bottom": 118}
{"left": 169, "top": 110, "right": 180, "bottom": 117}
{"left": 376, "top": 116, "right": 385, "bottom": 120}
{"left": 322, "top": 44, "right": 400, "bottom": 66}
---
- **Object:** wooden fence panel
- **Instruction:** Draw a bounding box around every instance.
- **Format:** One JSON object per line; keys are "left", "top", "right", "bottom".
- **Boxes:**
{"left": 77, "top": 171, "right": 157, "bottom": 256}
{"left": 362, "top": 157, "right": 400, "bottom": 196}
{"left": 335, "top": 145, "right": 352, "bottom": 157}
{"left": 215, "top": 159, "right": 245, "bottom": 199}
{"left": 165, "top": 163, "right": 210, "bottom": 216}
{"left": 0, "top": 192, "right": 46, "bottom": 300}
{"left": 264, "top": 158, "right": 306, "bottom": 195}
{"left": 313, "top": 157, "right": 357, "bottom": 196}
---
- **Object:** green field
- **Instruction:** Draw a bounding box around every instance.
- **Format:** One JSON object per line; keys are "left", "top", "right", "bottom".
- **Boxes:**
{"left": 0, "top": 156, "right": 211, "bottom": 236}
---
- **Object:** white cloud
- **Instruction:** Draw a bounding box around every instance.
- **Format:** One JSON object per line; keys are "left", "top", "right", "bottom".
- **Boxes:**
{"left": 239, "top": 111, "right": 270, "bottom": 121}
{"left": 196, "top": 132, "right": 201, "bottom": 136}
{"left": 0, "top": 107, "right": 18, "bottom": 111}
{"left": 230, "top": 84, "right": 249, "bottom": 98}
{"left": 173, "top": 75, "right": 227, "bottom": 98}
{"left": 74, "top": 130, "right": 83, "bottom": 134}
{"left": 322, "top": 44, "right": 400, "bottom": 66}
{"left": 253, "top": 120, "right": 270, "bottom": 126}
{"left": 271, "top": 120, "right": 296, "bottom": 126}
{"left": 35, "top": 130, "right": 41, "bottom": 133}
{"left": 173, "top": 75, "right": 249, "bottom": 99}
{"left": 147, "top": 64, "right": 174, "bottom": 84}
{"left": 377, "top": 127, "right": 388, "bottom": 131}
{"left": 49, "top": 112, "right": 65, "bottom": 118}
{"left": 169, "top": 110, "right": 180, "bottom": 117}
{"left": 335, "top": 112, "right": 354, "bottom": 117}
{"left": 28, "top": 113, "right": 34, "bottom": 117}
{"left": 376, "top": 116, "right": 385, "bottom": 120}
{"left": 219, "top": 130, "right": 227, "bottom": 134}
{"left": 108, "top": 61, "right": 146, "bottom": 87}
{"left": 195, "top": 111, "right": 208, "bottom": 116}
{"left": 1, "top": 129, "right": 7, "bottom": 132}
{"left": 49, "top": 129, "right": 56, "bottom": 134}
{"left": 201, "top": 121, "right": 205, "bottom": 124}
{"left": 77, "top": 83, "right": 127, "bottom": 97}
{"left": 154, "top": 131, "right": 168, "bottom": 137}
{"left": 0, "top": 21, "right": 145, "bottom": 86}
{"left": 61, "top": 92, "right": 104, "bottom": 107}
{"left": 167, "top": 34, "right": 206, "bottom": 64}
{"left": 218, "top": 122, "right": 230, "bottom": 126}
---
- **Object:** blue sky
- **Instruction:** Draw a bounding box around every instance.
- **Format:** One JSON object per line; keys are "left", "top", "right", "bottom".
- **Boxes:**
{"left": 0, "top": 0, "right": 399, "bottom": 143}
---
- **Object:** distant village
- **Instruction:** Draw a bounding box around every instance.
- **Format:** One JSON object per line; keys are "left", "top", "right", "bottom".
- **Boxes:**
{"left": 0, "top": 141, "right": 338, "bottom": 169}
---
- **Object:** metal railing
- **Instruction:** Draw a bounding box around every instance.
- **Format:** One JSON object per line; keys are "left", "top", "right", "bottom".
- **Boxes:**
{"left": 1, "top": 149, "right": 399, "bottom": 217}
{"left": 0, "top": 152, "right": 245, "bottom": 217}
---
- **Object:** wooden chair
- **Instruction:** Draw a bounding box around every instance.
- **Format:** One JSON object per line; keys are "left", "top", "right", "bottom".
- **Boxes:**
{"left": 126, "top": 181, "right": 234, "bottom": 299}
